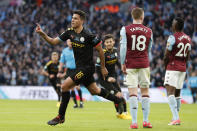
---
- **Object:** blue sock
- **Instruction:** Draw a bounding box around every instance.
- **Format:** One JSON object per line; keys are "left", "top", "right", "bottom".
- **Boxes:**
{"left": 168, "top": 95, "right": 179, "bottom": 120}
{"left": 176, "top": 97, "right": 181, "bottom": 112}
{"left": 129, "top": 96, "right": 138, "bottom": 124}
{"left": 142, "top": 97, "right": 150, "bottom": 122}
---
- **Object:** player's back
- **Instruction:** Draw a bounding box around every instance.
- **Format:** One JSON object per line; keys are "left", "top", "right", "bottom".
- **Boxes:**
{"left": 167, "top": 32, "right": 191, "bottom": 72}
{"left": 125, "top": 24, "right": 152, "bottom": 68}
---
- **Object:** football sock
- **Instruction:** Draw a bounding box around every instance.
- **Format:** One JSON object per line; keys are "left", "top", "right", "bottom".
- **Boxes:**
{"left": 168, "top": 95, "right": 179, "bottom": 120}
{"left": 129, "top": 96, "right": 138, "bottom": 123}
{"left": 71, "top": 90, "right": 77, "bottom": 105}
{"left": 56, "top": 87, "right": 61, "bottom": 102}
{"left": 58, "top": 91, "right": 70, "bottom": 119}
{"left": 98, "top": 88, "right": 122, "bottom": 103}
{"left": 114, "top": 102, "right": 119, "bottom": 113}
{"left": 78, "top": 89, "right": 83, "bottom": 102}
{"left": 123, "top": 98, "right": 127, "bottom": 112}
{"left": 176, "top": 97, "right": 181, "bottom": 112}
{"left": 193, "top": 94, "right": 196, "bottom": 103}
{"left": 141, "top": 96, "right": 150, "bottom": 122}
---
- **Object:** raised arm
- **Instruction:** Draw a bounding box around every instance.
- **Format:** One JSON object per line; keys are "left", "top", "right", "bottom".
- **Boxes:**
{"left": 35, "top": 23, "right": 61, "bottom": 45}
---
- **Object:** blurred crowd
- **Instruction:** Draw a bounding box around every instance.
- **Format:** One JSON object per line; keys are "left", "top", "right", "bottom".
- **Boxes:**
{"left": 0, "top": 0, "right": 196, "bottom": 87}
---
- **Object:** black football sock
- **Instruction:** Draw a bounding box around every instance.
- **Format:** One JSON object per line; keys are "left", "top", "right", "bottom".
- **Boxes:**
{"left": 58, "top": 91, "right": 70, "bottom": 119}
{"left": 71, "top": 90, "right": 77, "bottom": 105}
{"left": 114, "top": 102, "right": 119, "bottom": 113}
{"left": 56, "top": 87, "right": 61, "bottom": 102}
{"left": 98, "top": 88, "right": 122, "bottom": 104}
{"left": 193, "top": 95, "right": 196, "bottom": 103}
{"left": 77, "top": 89, "right": 83, "bottom": 102}
{"left": 123, "top": 98, "right": 127, "bottom": 112}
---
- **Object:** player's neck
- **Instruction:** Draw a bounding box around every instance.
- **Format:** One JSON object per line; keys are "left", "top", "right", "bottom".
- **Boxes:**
{"left": 52, "top": 60, "right": 58, "bottom": 63}
{"left": 74, "top": 25, "right": 83, "bottom": 33}
{"left": 106, "top": 48, "right": 113, "bottom": 52}
{"left": 174, "top": 30, "right": 182, "bottom": 33}
{"left": 133, "top": 20, "right": 142, "bottom": 24}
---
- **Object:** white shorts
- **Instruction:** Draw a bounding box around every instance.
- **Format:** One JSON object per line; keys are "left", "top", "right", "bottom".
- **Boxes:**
{"left": 164, "top": 70, "right": 186, "bottom": 89}
{"left": 125, "top": 68, "right": 150, "bottom": 88}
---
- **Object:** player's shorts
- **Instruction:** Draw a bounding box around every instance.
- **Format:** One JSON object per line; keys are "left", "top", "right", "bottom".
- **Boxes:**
{"left": 164, "top": 70, "right": 186, "bottom": 89}
{"left": 125, "top": 68, "right": 150, "bottom": 88}
{"left": 69, "top": 67, "right": 95, "bottom": 87}
{"left": 191, "top": 88, "right": 197, "bottom": 95}
{"left": 64, "top": 69, "right": 76, "bottom": 79}
{"left": 49, "top": 77, "right": 61, "bottom": 90}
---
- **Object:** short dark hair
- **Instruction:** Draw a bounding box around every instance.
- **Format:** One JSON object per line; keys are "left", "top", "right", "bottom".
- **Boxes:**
{"left": 73, "top": 10, "right": 86, "bottom": 21}
{"left": 104, "top": 34, "right": 115, "bottom": 42}
{"left": 131, "top": 7, "right": 144, "bottom": 20}
{"left": 174, "top": 17, "right": 184, "bottom": 31}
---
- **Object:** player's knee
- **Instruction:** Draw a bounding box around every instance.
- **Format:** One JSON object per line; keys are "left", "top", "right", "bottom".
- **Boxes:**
{"left": 167, "top": 90, "right": 174, "bottom": 96}
{"left": 90, "top": 89, "right": 99, "bottom": 95}
{"left": 166, "top": 85, "right": 175, "bottom": 96}
{"left": 61, "top": 85, "right": 69, "bottom": 92}
{"left": 141, "top": 88, "right": 149, "bottom": 96}
{"left": 89, "top": 87, "right": 100, "bottom": 95}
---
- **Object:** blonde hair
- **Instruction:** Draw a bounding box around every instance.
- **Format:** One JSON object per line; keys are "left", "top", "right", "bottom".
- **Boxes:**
{"left": 52, "top": 52, "right": 58, "bottom": 56}
{"left": 131, "top": 7, "right": 144, "bottom": 20}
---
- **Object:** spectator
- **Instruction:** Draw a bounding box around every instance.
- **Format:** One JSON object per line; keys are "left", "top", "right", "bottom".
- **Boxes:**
{"left": 0, "top": 0, "right": 196, "bottom": 87}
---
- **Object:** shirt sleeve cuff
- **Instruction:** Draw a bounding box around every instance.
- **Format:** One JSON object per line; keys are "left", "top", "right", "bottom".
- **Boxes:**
{"left": 95, "top": 41, "right": 102, "bottom": 47}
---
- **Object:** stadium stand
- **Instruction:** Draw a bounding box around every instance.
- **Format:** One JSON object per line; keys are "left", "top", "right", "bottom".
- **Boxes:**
{"left": 0, "top": 0, "right": 196, "bottom": 87}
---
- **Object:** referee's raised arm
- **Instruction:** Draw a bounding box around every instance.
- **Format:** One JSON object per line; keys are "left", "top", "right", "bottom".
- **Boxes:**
{"left": 35, "top": 23, "right": 61, "bottom": 45}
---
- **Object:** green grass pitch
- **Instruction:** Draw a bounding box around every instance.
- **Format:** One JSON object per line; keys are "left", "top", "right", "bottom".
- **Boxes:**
{"left": 0, "top": 99, "right": 197, "bottom": 131}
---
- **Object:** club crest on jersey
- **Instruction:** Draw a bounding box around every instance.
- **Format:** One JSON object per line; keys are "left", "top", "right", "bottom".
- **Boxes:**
{"left": 80, "top": 37, "right": 85, "bottom": 42}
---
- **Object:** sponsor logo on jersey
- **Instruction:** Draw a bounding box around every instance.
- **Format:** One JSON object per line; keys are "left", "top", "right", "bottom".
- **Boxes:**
{"left": 106, "top": 59, "right": 117, "bottom": 64}
{"left": 71, "top": 42, "right": 85, "bottom": 48}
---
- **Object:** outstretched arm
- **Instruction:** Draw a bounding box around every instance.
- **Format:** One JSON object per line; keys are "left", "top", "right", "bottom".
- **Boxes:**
{"left": 35, "top": 23, "right": 61, "bottom": 45}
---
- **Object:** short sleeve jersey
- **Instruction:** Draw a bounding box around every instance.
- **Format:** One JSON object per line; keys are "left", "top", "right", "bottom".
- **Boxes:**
{"left": 44, "top": 61, "right": 59, "bottom": 75}
{"left": 124, "top": 24, "right": 152, "bottom": 68}
{"left": 166, "top": 32, "right": 191, "bottom": 72}
{"left": 59, "top": 28, "right": 102, "bottom": 69}
{"left": 96, "top": 47, "right": 120, "bottom": 77}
